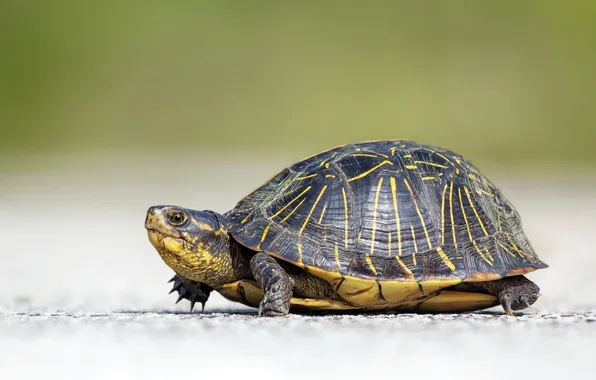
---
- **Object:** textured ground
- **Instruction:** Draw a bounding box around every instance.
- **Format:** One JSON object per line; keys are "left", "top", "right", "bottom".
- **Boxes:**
{"left": 1, "top": 156, "right": 596, "bottom": 379}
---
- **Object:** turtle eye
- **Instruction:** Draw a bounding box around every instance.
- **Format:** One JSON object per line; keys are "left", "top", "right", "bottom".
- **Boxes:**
{"left": 166, "top": 210, "right": 188, "bottom": 226}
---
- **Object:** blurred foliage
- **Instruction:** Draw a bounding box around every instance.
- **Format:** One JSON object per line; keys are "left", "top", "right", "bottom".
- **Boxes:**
{"left": 0, "top": 0, "right": 595, "bottom": 168}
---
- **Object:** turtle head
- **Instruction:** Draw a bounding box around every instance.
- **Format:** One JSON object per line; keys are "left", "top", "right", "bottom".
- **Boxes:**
{"left": 145, "top": 205, "right": 239, "bottom": 287}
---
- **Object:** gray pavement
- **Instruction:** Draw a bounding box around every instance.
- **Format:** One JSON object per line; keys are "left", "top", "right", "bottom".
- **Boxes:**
{"left": 1, "top": 155, "right": 596, "bottom": 379}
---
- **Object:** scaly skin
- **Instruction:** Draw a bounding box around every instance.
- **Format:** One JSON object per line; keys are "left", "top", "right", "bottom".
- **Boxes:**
{"left": 250, "top": 252, "right": 293, "bottom": 316}
{"left": 453, "top": 275, "right": 540, "bottom": 315}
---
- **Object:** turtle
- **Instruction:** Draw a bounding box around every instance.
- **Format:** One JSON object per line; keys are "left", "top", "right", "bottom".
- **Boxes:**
{"left": 145, "top": 140, "right": 547, "bottom": 316}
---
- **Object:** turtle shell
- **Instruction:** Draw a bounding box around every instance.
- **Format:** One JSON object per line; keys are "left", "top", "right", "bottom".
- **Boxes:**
{"left": 225, "top": 140, "right": 547, "bottom": 307}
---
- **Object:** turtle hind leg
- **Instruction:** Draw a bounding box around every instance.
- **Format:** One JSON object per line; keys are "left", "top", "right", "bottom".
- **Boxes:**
{"left": 250, "top": 252, "right": 293, "bottom": 317}
{"left": 168, "top": 274, "right": 213, "bottom": 312}
{"left": 474, "top": 275, "right": 541, "bottom": 316}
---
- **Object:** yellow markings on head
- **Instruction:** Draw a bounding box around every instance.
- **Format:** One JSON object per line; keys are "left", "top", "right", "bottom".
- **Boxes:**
{"left": 414, "top": 161, "right": 448, "bottom": 169}
{"left": 351, "top": 153, "right": 378, "bottom": 158}
{"left": 296, "top": 243, "right": 303, "bottom": 263}
{"left": 260, "top": 224, "right": 271, "bottom": 243}
{"left": 317, "top": 202, "right": 328, "bottom": 224}
{"left": 464, "top": 186, "right": 489, "bottom": 236}
{"left": 369, "top": 177, "right": 384, "bottom": 256}
{"left": 449, "top": 182, "right": 457, "bottom": 249}
{"left": 273, "top": 186, "right": 312, "bottom": 217}
{"left": 404, "top": 178, "right": 432, "bottom": 250}
{"left": 191, "top": 219, "right": 214, "bottom": 232}
{"left": 319, "top": 152, "right": 337, "bottom": 167}
{"left": 437, "top": 247, "right": 456, "bottom": 271}
{"left": 299, "top": 185, "right": 328, "bottom": 234}
{"left": 347, "top": 160, "right": 393, "bottom": 182}
{"left": 405, "top": 165, "right": 418, "bottom": 170}
{"left": 295, "top": 173, "right": 318, "bottom": 181}
{"left": 342, "top": 187, "right": 349, "bottom": 249}
{"left": 458, "top": 187, "right": 493, "bottom": 266}
{"left": 421, "top": 176, "right": 435, "bottom": 181}
{"left": 498, "top": 242, "right": 516, "bottom": 257}
{"left": 389, "top": 177, "right": 402, "bottom": 256}
{"left": 325, "top": 174, "right": 336, "bottom": 178}
{"left": 281, "top": 198, "right": 306, "bottom": 222}
{"left": 334, "top": 243, "right": 341, "bottom": 269}
{"left": 241, "top": 211, "right": 254, "bottom": 224}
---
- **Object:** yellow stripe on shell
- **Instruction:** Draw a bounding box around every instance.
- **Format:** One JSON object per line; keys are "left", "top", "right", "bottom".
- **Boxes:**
{"left": 295, "top": 173, "right": 318, "bottom": 180}
{"left": 273, "top": 186, "right": 312, "bottom": 217}
{"left": 361, "top": 149, "right": 389, "bottom": 158}
{"left": 414, "top": 161, "right": 448, "bottom": 169}
{"left": 260, "top": 224, "right": 271, "bottom": 242}
{"left": 410, "top": 225, "right": 418, "bottom": 253}
{"left": 347, "top": 160, "right": 393, "bottom": 182}
{"left": 441, "top": 183, "right": 448, "bottom": 245}
{"left": 299, "top": 185, "right": 328, "bottom": 234}
{"left": 464, "top": 186, "right": 489, "bottom": 236}
{"left": 365, "top": 254, "right": 378, "bottom": 275}
{"left": 458, "top": 187, "right": 493, "bottom": 266}
{"left": 297, "top": 243, "right": 303, "bottom": 263}
{"left": 389, "top": 177, "right": 402, "bottom": 256}
{"left": 318, "top": 202, "right": 328, "bottom": 224}
{"left": 498, "top": 242, "right": 516, "bottom": 257}
{"left": 281, "top": 198, "right": 306, "bottom": 222}
{"left": 369, "top": 177, "right": 384, "bottom": 256}
{"left": 437, "top": 247, "right": 456, "bottom": 271}
{"left": 404, "top": 178, "right": 432, "bottom": 250}
{"left": 342, "top": 187, "right": 349, "bottom": 249}
{"left": 449, "top": 182, "right": 457, "bottom": 248}
{"left": 319, "top": 152, "right": 337, "bottom": 167}
{"left": 240, "top": 210, "right": 254, "bottom": 224}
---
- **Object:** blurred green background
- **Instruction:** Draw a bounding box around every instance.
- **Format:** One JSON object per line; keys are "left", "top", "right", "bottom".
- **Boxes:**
{"left": 1, "top": 0, "right": 595, "bottom": 171}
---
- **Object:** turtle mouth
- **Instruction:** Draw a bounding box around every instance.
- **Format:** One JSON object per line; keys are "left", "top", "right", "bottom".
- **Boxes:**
{"left": 147, "top": 228, "right": 185, "bottom": 252}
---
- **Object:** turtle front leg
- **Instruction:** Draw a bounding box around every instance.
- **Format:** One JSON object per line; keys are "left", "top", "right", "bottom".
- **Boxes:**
{"left": 477, "top": 275, "right": 541, "bottom": 316}
{"left": 250, "top": 252, "right": 293, "bottom": 317}
{"left": 168, "top": 274, "right": 213, "bottom": 312}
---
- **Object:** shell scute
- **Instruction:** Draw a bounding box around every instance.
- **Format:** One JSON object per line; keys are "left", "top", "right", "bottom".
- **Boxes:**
{"left": 226, "top": 140, "right": 547, "bottom": 290}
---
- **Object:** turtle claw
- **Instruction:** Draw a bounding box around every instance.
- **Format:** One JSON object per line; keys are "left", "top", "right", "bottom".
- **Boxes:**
{"left": 498, "top": 281, "right": 540, "bottom": 316}
{"left": 520, "top": 296, "right": 531, "bottom": 309}
{"left": 167, "top": 274, "right": 212, "bottom": 313}
{"left": 189, "top": 299, "right": 207, "bottom": 313}
{"left": 500, "top": 293, "right": 514, "bottom": 317}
